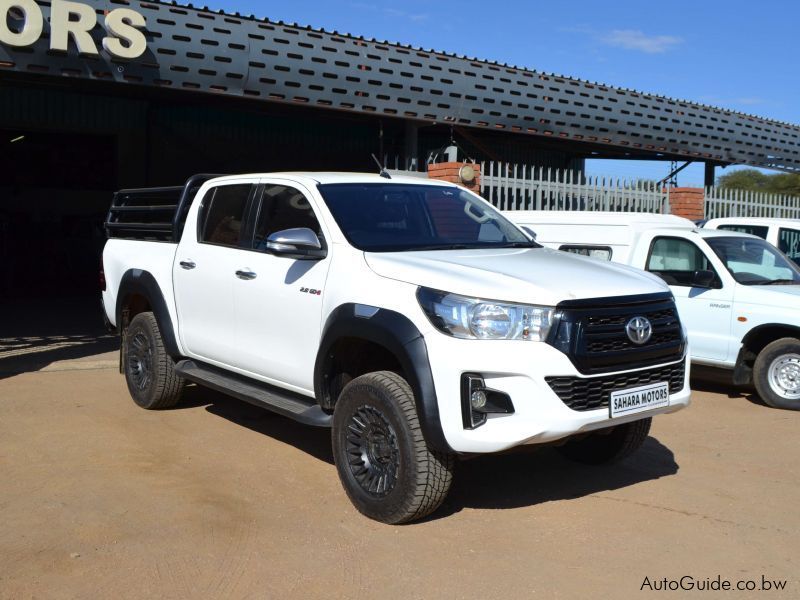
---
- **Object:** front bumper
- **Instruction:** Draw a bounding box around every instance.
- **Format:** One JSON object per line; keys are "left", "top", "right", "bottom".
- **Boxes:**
{"left": 425, "top": 334, "right": 691, "bottom": 454}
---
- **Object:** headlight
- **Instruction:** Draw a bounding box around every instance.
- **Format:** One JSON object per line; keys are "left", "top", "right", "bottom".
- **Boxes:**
{"left": 417, "top": 287, "right": 554, "bottom": 341}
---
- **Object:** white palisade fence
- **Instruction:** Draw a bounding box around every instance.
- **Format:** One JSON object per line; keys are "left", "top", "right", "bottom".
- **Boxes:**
{"left": 704, "top": 187, "right": 800, "bottom": 219}
{"left": 480, "top": 162, "right": 670, "bottom": 213}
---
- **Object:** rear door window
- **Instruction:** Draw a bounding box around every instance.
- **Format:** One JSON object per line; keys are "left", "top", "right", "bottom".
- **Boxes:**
{"left": 716, "top": 224, "right": 769, "bottom": 239}
{"left": 198, "top": 184, "right": 252, "bottom": 247}
{"left": 646, "top": 237, "right": 720, "bottom": 287}
{"left": 778, "top": 228, "right": 800, "bottom": 264}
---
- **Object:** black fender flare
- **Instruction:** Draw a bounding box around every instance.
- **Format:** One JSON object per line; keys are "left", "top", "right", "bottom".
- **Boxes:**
{"left": 116, "top": 269, "right": 181, "bottom": 358}
{"left": 733, "top": 323, "right": 800, "bottom": 385}
{"left": 314, "top": 303, "right": 451, "bottom": 453}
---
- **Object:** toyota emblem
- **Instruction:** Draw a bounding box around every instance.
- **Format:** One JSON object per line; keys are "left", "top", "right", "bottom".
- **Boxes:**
{"left": 625, "top": 316, "right": 653, "bottom": 345}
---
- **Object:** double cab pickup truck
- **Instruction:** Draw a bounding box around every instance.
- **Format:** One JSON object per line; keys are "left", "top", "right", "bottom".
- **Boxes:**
{"left": 102, "top": 173, "right": 690, "bottom": 523}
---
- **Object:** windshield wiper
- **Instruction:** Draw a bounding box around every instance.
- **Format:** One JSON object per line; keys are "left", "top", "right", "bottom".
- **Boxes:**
{"left": 411, "top": 244, "right": 470, "bottom": 251}
{"left": 505, "top": 241, "right": 541, "bottom": 248}
{"left": 753, "top": 279, "right": 799, "bottom": 286}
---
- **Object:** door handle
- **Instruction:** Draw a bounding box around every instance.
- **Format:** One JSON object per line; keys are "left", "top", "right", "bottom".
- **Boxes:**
{"left": 236, "top": 269, "right": 257, "bottom": 280}
{"left": 180, "top": 260, "right": 196, "bottom": 270}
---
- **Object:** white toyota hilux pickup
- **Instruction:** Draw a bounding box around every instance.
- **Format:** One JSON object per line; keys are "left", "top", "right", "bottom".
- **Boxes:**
{"left": 101, "top": 173, "right": 690, "bottom": 523}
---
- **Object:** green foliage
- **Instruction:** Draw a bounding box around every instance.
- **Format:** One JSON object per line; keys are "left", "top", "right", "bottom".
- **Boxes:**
{"left": 717, "top": 169, "right": 800, "bottom": 195}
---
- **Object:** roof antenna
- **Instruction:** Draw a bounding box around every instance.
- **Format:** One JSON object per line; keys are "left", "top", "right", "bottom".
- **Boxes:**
{"left": 371, "top": 153, "right": 391, "bottom": 179}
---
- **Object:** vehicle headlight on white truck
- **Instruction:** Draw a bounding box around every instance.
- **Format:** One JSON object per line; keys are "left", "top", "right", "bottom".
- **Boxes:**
{"left": 417, "top": 288, "right": 555, "bottom": 341}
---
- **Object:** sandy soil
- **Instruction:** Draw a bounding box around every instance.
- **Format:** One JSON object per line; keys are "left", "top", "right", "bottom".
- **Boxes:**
{"left": 1, "top": 366, "right": 798, "bottom": 599}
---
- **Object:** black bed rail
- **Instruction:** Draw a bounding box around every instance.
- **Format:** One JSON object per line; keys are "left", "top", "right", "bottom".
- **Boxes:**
{"left": 105, "top": 174, "right": 221, "bottom": 242}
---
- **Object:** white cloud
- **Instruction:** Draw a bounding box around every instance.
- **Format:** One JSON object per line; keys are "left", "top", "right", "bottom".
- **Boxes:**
{"left": 601, "top": 29, "right": 682, "bottom": 54}
{"left": 350, "top": 3, "right": 428, "bottom": 22}
{"left": 698, "top": 95, "right": 766, "bottom": 108}
{"left": 383, "top": 7, "right": 428, "bottom": 22}
{"left": 735, "top": 97, "right": 765, "bottom": 106}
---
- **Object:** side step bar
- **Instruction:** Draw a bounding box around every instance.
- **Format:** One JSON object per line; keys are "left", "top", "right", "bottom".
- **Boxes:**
{"left": 175, "top": 359, "right": 332, "bottom": 427}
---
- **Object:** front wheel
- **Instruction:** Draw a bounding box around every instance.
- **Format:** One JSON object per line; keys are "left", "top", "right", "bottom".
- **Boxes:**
{"left": 557, "top": 417, "right": 651, "bottom": 465}
{"left": 753, "top": 338, "right": 800, "bottom": 410}
{"left": 332, "top": 371, "right": 454, "bottom": 524}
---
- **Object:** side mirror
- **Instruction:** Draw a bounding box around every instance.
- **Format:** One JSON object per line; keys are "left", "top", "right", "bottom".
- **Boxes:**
{"left": 521, "top": 226, "right": 537, "bottom": 241}
{"left": 692, "top": 269, "right": 716, "bottom": 288}
{"left": 266, "top": 227, "right": 326, "bottom": 260}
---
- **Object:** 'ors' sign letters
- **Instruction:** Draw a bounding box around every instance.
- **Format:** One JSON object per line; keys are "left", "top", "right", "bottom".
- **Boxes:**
{"left": 0, "top": 0, "right": 147, "bottom": 59}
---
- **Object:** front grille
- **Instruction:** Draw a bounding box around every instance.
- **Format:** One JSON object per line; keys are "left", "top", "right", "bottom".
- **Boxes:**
{"left": 546, "top": 362, "right": 686, "bottom": 412}
{"left": 586, "top": 308, "right": 675, "bottom": 327}
{"left": 547, "top": 292, "right": 686, "bottom": 374}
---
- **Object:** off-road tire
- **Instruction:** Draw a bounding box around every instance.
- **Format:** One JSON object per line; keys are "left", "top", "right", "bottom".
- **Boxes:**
{"left": 332, "top": 371, "right": 454, "bottom": 524}
{"left": 124, "top": 312, "right": 184, "bottom": 410}
{"left": 558, "top": 417, "right": 652, "bottom": 465}
{"left": 753, "top": 337, "right": 800, "bottom": 410}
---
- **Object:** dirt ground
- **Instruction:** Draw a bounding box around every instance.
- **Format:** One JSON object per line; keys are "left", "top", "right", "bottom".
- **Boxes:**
{"left": 1, "top": 349, "right": 798, "bottom": 599}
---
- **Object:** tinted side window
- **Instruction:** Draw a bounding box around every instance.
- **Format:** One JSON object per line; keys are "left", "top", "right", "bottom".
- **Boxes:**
{"left": 559, "top": 245, "right": 613, "bottom": 261}
{"left": 717, "top": 224, "right": 769, "bottom": 239}
{"left": 253, "top": 185, "right": 322, "bottom": 250}
{"left": 778, "top": 228, "right": 800, "bottom": 264}
{"left": 646, "top": 237, "right": 719, "bottom": 287}
{"left": 199, "top": 184, "right": 251, "bottom": 247}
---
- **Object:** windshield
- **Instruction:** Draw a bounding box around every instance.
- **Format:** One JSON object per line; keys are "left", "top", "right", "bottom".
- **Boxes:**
{"left": 317, "top": 183, "right": 537, "bottom": 252}
{"left": 706, "top": 236, "right": 800, "bottom": 286}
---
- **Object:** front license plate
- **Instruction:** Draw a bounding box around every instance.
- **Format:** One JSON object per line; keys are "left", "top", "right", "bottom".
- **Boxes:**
{"left": 609, "top": 382, "right": 669, "bottom": 418}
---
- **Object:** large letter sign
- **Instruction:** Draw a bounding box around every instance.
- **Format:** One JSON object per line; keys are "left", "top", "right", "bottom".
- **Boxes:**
{"left": 102, "top": 8, "right": 147, "bottom": 59}
{"left": 0, "top": 0, "right": 43, "bottom": 47}
{"left": 0, "top": 0, "right": 148, "bottom": 59}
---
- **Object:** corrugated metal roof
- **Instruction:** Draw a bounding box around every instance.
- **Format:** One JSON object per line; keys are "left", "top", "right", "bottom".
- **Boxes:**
{"left": 1, "top": 0, "right": 798, "bottom": 171}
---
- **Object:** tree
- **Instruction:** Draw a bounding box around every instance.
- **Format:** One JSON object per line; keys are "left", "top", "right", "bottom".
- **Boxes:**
{"left": 717, "top": 169, "right": 800, "bottom": 195}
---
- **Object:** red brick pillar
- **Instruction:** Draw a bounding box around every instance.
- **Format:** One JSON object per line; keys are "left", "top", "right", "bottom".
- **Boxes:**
{"left": 427, "top": 162, "right": 481, "bottom": 192}
{"left": 669, "top": 187, "right": 705, "bottom": 221}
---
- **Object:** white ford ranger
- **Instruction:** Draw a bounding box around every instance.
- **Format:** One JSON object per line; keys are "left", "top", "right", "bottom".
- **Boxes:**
{"left": 102, "top": 173, "right": 690, "bottom": 523}
{"left": 508, "top": 211, "right": 800, "bottom": 411}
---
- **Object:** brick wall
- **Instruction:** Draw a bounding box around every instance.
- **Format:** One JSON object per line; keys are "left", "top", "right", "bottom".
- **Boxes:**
{"left": 669, "top": 187, "right": 705, "bottom": 221}
{"left": 427, "top": 162, "right": 481, "bottom": 192}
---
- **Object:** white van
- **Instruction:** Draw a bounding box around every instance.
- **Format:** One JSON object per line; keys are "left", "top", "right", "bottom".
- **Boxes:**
{"left": 704, "top": 217, "right": 800, "bottom": 266}
{"left": 506, "top": 211, "right": 800, "bottom": 410}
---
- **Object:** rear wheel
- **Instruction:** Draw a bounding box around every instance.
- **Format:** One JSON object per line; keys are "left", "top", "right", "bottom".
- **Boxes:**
{"left": 753, "top": 338, "right": 800, "bottom": 410}
{"left": 557, "top": 417, "right": 651, "bottom": 465}
{"left": 124, "top": 312, "right": 184, "bottom": 410}
{"left": 332, "top": 371, "right": 454, "bottom": 524}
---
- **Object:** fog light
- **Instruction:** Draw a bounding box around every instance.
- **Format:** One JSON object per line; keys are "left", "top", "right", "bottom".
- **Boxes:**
{"left": 461, "top": 373, "right": 515, "bottom": 430}
{"left": 470, "top": 389, "right": 487, "bottom": 410}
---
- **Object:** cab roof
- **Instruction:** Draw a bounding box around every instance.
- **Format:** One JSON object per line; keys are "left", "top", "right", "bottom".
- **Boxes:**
{"left": 706, "top": 216, "right": 800, "bottom": 226}
{"left": 205, "top": 172, "right": 450, "bottom": 187}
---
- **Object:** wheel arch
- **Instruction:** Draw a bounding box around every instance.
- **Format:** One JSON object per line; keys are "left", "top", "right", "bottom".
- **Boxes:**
{"left": 733, "top": 323, "right": 800, "bottom": 385}
{"left": 116, "top": 269, "right": 181, "bottom": 358}
{"left": 314, "top": 303, "right": 451, "bottom": 452}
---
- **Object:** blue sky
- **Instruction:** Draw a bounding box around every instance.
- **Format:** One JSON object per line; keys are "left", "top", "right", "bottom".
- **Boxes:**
{"left": 206, "top": 0, "right": 799, "bottom": 185}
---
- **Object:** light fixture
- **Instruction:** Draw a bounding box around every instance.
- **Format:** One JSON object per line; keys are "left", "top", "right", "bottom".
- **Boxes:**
{"left": 10, "top": 135, "right": 25, "bottom": 143}
{"left": 459, "top": 164, "right": 476, "bottom": 184}
{"left": 470, "top": 389, "right": 487, "bottom": 410}
{"left": 460, "top": 374, "right": 515, "bottom": 430}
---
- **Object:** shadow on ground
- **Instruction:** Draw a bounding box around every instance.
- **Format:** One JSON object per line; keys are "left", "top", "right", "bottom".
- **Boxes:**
{"left": 175, "top": 383, "right": 680, "bottom": 520}
{"left": 0, "top": 297, "right": 119, "bottom": 378}
{"left": 690, "top": 369, "right": 767, "bottom": 407}
{"left": 436, "top": 436, "right": 677, "bottom": 520}
{"left": 178, "top": 384, "right": 336, "bottom": 465}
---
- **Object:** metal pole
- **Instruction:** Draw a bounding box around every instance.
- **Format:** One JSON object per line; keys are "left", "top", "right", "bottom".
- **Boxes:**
{"left": 704, "top": 162, "right": 716, "bottom": 188}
